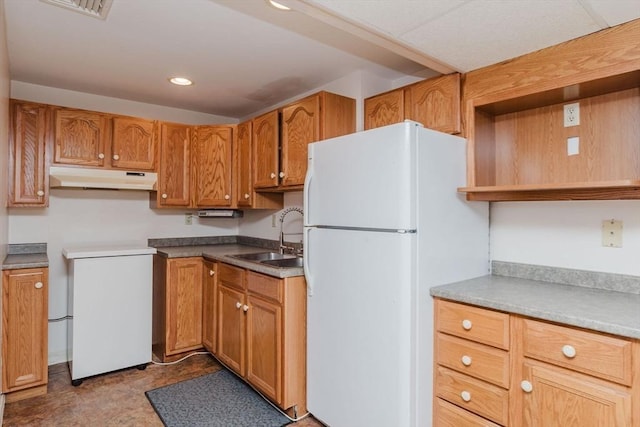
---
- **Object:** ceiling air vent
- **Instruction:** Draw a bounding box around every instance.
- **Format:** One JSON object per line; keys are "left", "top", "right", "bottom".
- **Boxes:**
{"left": 40, "top": 0, "right": 113, "bottom": 20}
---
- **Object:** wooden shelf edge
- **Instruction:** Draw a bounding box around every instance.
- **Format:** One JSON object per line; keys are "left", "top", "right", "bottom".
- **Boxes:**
{"left": 459, "top": 181, "right": 640, "bottom": 201}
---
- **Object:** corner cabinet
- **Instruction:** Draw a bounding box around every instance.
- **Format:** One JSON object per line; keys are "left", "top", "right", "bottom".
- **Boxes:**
{"left": 253, "top": 91, "right": 355, "bottom": 191}
{"left": 216, "top": 263, "right": 307, "bottom": 416}
{"left": 364, "top": 73, "right": 461, "bottom": 134}
{"left": 459, "top": 19, "right": 640, "bottom": 201}
{"left": 8, "top": 100, "right": 50, "bottom": 207}
{"left": 2, "top": 268, "right": 49, "bottom": 402}
{"left": 433, "top": 298, "right": 640, "bottom": 426}
{"left": 152, "top": 256, "right": 203, "bottom": 361}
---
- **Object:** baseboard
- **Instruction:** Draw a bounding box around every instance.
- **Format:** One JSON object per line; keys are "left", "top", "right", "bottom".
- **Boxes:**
{"left": 48, "top": 349, "right": 70, "bottom": 365}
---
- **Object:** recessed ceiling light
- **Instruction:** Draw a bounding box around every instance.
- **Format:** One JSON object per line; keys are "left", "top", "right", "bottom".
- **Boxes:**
{"left": 267, "top": 0, "right": 291, "bottom": 11}
{"left": 169, "top": 77, "right": 193, "bottom": 86}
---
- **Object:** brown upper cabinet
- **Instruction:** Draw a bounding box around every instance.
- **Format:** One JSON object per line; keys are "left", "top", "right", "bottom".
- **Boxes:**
{"left": 154, "top": 123, "right": 238, "bottom": 209}
{"left": 53, "top": 108, "right": 157, "bottom": 171}
{"left": 459, "top": 19, "right": 640, "bottom": 201}
{"left": 253, "top": 91, "right": 356, "bottom": 191}
{"left": 8, "top": 100, "right": 50, "bottom": 207}
{"left": 364, "top": 73, "right": 461, "bottom": 134}
{"left": 236, "top": 120, "right": 283, "bottom": 209}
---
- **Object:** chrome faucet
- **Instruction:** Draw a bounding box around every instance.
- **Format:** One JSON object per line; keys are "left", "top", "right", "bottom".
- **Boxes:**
{"left": 279, "top": 207, "right": 304, "bottom": 255}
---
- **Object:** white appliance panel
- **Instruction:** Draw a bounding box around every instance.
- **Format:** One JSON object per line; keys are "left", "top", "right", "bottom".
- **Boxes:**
{"left": 305, "top": 227, "right": 417, "bottom": 427}
{"left": 304, "top": 122, "right": 418, "bottom": 230}
{"left": 68, "top": 253, "right": 152, "bottom": 380}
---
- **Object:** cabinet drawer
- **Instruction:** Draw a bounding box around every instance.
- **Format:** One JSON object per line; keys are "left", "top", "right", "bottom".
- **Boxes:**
{"left": 437, "top": 333, "right": 509, "bottom": 388}
{"left": 436, "top": 366, "right": 509, "bottom": 426}
{"left": 434, "top": 398, "right": 502, "bottom": 427}
{"left": 247, "top": 271, "right": 282, "bottom": 303}
{"left": 218, "top": 263, "right": 245, "bottom": 291}
{"left": 521, "top": 318, "right": 632, "bottom": 386}
{"left": 436, "top": 300, "right": 509, "bottom": 350}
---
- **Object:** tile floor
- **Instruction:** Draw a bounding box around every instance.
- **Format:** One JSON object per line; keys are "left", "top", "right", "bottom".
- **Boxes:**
{"left": 2, "top": 353, "right": 323, "bottom": 426}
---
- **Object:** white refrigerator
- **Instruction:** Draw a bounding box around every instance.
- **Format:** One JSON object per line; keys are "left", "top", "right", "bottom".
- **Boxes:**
{"left": 303, "top": 121, "right": 489, "bottom": 427}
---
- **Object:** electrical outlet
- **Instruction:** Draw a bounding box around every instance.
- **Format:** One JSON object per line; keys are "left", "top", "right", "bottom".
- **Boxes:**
{"left": 602, "top": 219, "right": 622, "bottom": 248}
{"left": 185, "top": 213, "right": 192, "bottom": 225}
{"left": 564, "top": 102, "right": 580, "bottom": 127}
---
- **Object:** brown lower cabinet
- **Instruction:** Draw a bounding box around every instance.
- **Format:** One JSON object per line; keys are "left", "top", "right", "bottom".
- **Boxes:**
{"left": 433, "top": 298, "right": 640, "bottom": 426}
{"left": 2, "top": 267, "right": 49, "bottom": 402}
{"left": 153, "top": 256, "right": 203, "bottom": 361}
{"left": 216, "top": 263, "right": 307, "bottom": 416}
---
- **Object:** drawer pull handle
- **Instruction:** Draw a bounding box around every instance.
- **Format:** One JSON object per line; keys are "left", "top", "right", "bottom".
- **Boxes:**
{"left": 521, "top": 380, "right": 533, "bottom": 393}
{"left": 460, "top": 391, "right": 471, "bottom": 402}
{"left": 461, "top": 319, "right": 472, "bottom": 330}
{"left": 236, "top": 302, "right": 242, "bottom": 309}
{"left": 562, "top": 344, "right": 577, "bottom": 358}
{"left": 35, "top": 282, "right": 44, "bottom": 289}
{"left": 461, "top": 355, "right": 472, "bottom": 366}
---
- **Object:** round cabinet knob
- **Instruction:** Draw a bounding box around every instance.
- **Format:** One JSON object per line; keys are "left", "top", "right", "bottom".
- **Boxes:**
{"left": 235, "top": 302, "right": 242, "bottom": 309}
{"left": 521, "top": 380, "right": 533, "bottom": 393}
{"left": 244, "top": 193, "right": 250, "bottom": 199}
{"left": 460, "top": 391, "right": 471, "bottom": 402}
{"left": 113, "top": 154, "right": 120, "bottom": 160}
{"left": 161, "top": 193, "right": 168, "bottom": 199}
{"left": 36, "top": 190, "right": 45, "bottom": 197}
{"left": 243, "top": 304, "right": 249, "bottom": 312}
{"left": 98, "top": 153, "right": 105, "bottom": 159}
{"left": 279, "top": 171, "right": 285, "bottom": 178}
{"left": 209, "top": 270, "right": 215, "bottom": 276}
{"left": 270, "top": 172, "right": 276, "bottom": 179}
{"left": 462, "top": 319, "right": 473, "bottom": 330}
{"left": 461, "top": 355, "right": 472, "bottom": 366}
{"left": 224, "top": 194, "right": 230, "bottom": 200}
{"left": 562, "top": 344, "right": 577, "bottom": 359}
{"left": 35, "top": 282, "right": 43, "bottom": 289}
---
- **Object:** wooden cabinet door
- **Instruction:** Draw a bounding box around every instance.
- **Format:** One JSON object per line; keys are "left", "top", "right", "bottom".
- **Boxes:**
{"left": 54, "top": 108, "right": 109, "bottom": 166}
{"left": 111, "top": 116, "right": 156, "bottom": 170}
{"left": 217, "top": 285, "right": 246, "bottom": 376}
{"left": 193, "top": 125, "right": 234, "bottom": 207}
{"left": 236, "top": 120, "right": 253, "bottom": 207}
{"left": 8, "top": 101, "right": 49, "bottom": 207}
{"left": 252, "top": 110, "right": 279, "bottom": 189}
{"left": 166, "top": 258, "right": 203, "bottom": 355}
{"left": 157, "top": 123, "right": 191, "bottom": 207}
{"left": 280, "top": 95, "right": 320, "bottom": 187}
{"left": 2, "top": 268, "right": 48, "bottom": 393}
{"left": 246, "top": 294, "right": 282, "bottom": 403}
{"left": 519, "top": 359, "right": 632, "bottom": 427}
{"left": 202, "top": 260, "right": 217, "bottom": 354}
{"left": 409, "top": 73, "right": 461, "bottom": 134}
{"left": 364, "top": 89, "right": 406, "bottom": 130}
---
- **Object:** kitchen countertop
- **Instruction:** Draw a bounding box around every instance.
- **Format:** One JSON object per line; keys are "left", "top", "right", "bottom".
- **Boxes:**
{"left": 154, "top": 244, "right": 304, "bottom": 279}
{"left": 2, "top": 243, "right": 49, "bottom": 270}
{"left": 431, "top": 263, "right": 640, "bottom": 340}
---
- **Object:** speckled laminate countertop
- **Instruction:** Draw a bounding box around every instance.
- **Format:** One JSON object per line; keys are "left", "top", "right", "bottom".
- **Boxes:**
{"left": 431, "top": 262, "right": 640, "bottom": 340}
{"left": 154, "top": 244, "right": 304, "bottom": 279}
{"left": 2, "top": 243, "right": 49, "bottom": 270}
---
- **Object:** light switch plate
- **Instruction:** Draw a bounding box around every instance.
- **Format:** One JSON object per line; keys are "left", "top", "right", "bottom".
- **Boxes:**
{"left": 602, "top": 219, "right": 622, "bottom": 248}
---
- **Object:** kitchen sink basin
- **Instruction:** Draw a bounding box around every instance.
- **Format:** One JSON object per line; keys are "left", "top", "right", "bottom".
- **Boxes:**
{"left": 260, "top": 257, "right": 304, "bottom": 268}
{"left": 231, "top": 252, "right": 296, "bottom": 262}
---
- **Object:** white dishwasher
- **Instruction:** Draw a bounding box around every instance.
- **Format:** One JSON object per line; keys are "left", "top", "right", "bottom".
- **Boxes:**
{"left": 63, "top": 243, "right": 156, "bottom": 385}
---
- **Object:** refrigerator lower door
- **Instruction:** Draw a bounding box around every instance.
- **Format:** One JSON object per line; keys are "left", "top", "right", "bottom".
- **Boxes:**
{"left": 305, "top": 226, "right": 417, "bottom": 427}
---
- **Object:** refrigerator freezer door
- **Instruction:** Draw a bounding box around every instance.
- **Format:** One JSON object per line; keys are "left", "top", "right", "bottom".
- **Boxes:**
{"left": 305, "top": 226, "right": 417, "bottom": 427}
{"left": 304, "top": 122, "right": 418, "bottom": 230}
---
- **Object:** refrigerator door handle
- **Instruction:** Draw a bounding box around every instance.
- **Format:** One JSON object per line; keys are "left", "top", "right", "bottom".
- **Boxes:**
{"left": 303, "top": 227, "right": 314, "bottom": 296}
{"left": 303, "top": 157, "right": 313, "bottom": 226}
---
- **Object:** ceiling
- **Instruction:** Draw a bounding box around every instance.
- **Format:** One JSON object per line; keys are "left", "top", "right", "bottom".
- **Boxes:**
{"left": 3, "top": 0, "right": 639, "bottom": 119}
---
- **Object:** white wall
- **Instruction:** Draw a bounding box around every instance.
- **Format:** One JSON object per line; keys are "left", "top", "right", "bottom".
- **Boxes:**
{"left": 490, "top": 201, "right": 640, "bottom": 275}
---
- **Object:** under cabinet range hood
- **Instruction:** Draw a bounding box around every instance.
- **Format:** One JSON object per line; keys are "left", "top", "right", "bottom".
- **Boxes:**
{"left": 49, "top": 166, "right": 157, "bottom": 191}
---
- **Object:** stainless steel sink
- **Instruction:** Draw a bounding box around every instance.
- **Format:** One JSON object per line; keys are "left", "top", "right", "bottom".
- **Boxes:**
{"left": 230, "top": 252, "right": 303, "bottom": 269}
{"left": 231, "top": 252, "right": 296, "bottom": 262}
{"left": 260, "top": 257, "right": 304, "bottom": 268}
